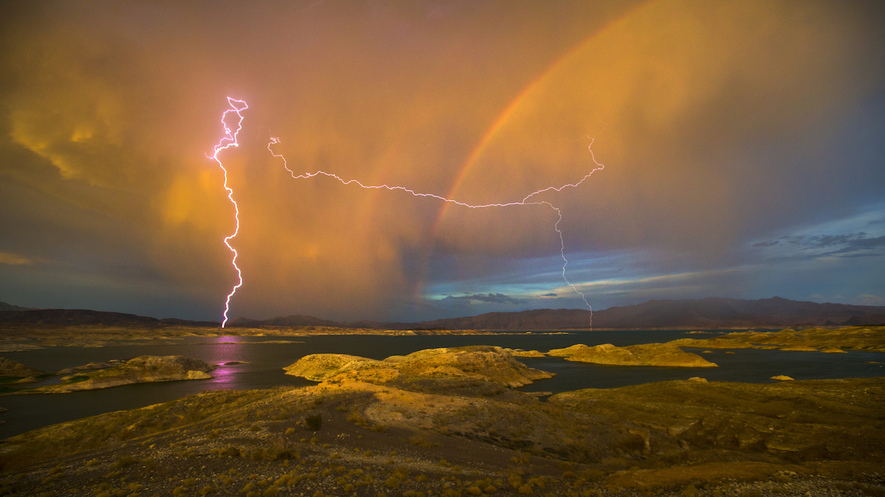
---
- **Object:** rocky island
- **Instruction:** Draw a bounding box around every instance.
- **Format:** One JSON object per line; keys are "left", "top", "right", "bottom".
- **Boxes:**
{"left": 547, "top": 342, "right": 718, "bottom": 367}
{"left": 285, "top": 346, "right": 554, "bottom": 387}
{"left": 3, "top": 356, "right": 215, "bottom": 394}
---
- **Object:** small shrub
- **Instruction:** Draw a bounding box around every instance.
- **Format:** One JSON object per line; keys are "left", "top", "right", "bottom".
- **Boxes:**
{"left": 113, "top": 455, "right": 140, "bottom": 468}
{"left": 305, "top": 414, "right": 322, "bottom": 431}
{"left": 221, "top": 446, "right": 241, "bottom": 457}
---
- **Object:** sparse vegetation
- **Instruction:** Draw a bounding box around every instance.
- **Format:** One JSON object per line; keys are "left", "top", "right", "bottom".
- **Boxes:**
{"left": 1, "top": 341, "right": 883, "bottom": 496}
{"left": 305, "top": 414, "right": 322, "bottom": 430}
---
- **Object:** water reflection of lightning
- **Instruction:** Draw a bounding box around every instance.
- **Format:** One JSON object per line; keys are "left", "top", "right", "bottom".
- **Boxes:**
{"left": 209, "top": 97, "right": 248, "bottom": 328}
{"left": 267, "top": 135, "right": 603, "bottom": 324}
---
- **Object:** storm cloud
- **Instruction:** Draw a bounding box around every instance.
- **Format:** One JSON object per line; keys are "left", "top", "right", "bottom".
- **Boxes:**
{"left": 1, "top": 0, "right": 883, "bottom": 321}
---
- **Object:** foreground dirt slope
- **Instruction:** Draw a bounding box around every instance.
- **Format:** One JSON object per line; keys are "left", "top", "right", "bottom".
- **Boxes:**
{"left": 0, "top": 346, "right": 882, "bottom": 496}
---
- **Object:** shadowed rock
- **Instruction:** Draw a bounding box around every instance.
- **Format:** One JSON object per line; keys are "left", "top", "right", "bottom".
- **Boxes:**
{"left": 0, "top": 358, "right": 49, "bottom": 382}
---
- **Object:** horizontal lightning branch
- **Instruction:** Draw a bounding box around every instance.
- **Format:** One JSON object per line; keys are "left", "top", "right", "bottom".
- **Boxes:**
{"left": 210, "top": 97, "right": 604, "bottom": 328}
{"left": 266, "top": 135, "right": 604, "bottom": 322}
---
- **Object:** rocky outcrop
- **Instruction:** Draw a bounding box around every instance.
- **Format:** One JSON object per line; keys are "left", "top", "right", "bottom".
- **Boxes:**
{"left": 547, "top": 343, "right": 717, "bottom": 367}
{"left": 32, "top": 356, "right": 215, "bottom": 393}
{"left": 284, "top": 346, "right": 553, "bottom": 388}
{"left": 283, "top": 354, "right": 389, "bottom": 382}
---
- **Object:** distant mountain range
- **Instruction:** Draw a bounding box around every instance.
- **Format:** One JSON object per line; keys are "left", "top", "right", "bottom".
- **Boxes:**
{"left": 0, "top": 307, "right": 217, "bottom": 328}
{"left": 0, "top": 302, "right": 31, "bottom": 312}
{"left": 1, "top": 297, "right": 883, "bottom": 330}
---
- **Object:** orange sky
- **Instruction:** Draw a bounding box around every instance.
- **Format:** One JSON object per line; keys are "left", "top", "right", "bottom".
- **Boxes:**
{"left": 1, "top": 0, "right": 883, "bottom": 322}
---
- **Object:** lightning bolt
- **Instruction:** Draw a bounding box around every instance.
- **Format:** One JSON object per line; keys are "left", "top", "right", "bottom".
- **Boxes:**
{"left": 209, "top": 98, "right": 604, "bottom": 327}
{"left": 209, "top": 97, "right": 249, "bottom": 328}
{"left": 267, "top": 135, "right": 603, "bottom": 325}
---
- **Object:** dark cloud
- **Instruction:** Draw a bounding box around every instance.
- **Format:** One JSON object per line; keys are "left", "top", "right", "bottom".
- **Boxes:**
{"left": 754, "top": 231, "right": 885, "bottom": 262}
{"left": 806, "top": 233, "right": 868, "bottom": 249}
{"left": 823, "top": 235, "right": 885, "bottom": 258}
{"left": 752, "top": 240, "right": 780, "bottom": 248}
{"left": 1, "top": 0, "right": 883, "bottom": 320}
{"left": 442, "top": 293, "right": 521, "bottom": 305}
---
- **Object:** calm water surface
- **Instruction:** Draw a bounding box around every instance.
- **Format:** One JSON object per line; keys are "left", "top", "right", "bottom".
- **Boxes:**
{"left": 1, "top": 330, "right": 882, "bottom": 438}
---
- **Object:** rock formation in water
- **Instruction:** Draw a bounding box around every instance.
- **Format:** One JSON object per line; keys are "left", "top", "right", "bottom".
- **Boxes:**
{"left": 285, "top": 345, "right": 553, "bottom": 388}
{"left": 32, "top": 355, "right": 215, "bottom": 393}
{"left": 547, "top": 343, "right": 718, "bottom": 367}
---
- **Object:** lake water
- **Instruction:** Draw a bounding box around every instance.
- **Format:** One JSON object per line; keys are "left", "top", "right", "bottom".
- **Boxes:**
{"left": 1, "top": 330, "right": 883, "bottom": 439}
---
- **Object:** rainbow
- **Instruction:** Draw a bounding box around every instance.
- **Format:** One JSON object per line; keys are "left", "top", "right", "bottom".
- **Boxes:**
{"left": 416, "top": 1, "right": 652, "bottom": 303}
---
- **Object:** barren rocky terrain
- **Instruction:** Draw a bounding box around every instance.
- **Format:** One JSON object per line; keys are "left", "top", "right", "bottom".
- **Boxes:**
{"left": 0, "top": 342, "right": 882, "bottom": 496}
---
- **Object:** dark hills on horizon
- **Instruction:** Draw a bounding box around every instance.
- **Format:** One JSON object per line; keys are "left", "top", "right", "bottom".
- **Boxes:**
{"left": 1, "top": 297, "right": 884, "bottom": 331}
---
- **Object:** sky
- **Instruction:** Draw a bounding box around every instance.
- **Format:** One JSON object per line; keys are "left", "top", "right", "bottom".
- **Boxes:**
{"left": 1, "top": 0, "right": 884, "bottom": 323}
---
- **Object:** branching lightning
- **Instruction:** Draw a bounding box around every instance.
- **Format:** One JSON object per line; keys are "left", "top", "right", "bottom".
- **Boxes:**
{"left": 267, "top": 134, "right": 604, "bottom": 324}
{"left": 210, "top": 97, "right": 604, "bottom": 328}
{"left": 209, "top": 97, "right": 248, "bottom": 328}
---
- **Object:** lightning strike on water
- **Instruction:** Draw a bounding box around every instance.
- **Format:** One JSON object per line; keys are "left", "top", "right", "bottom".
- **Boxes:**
{"left": 209, "top": 97, "right": 249, "bottom": 328}
{"left": 266, "top": 134, "right": 603, "bottom": 324}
